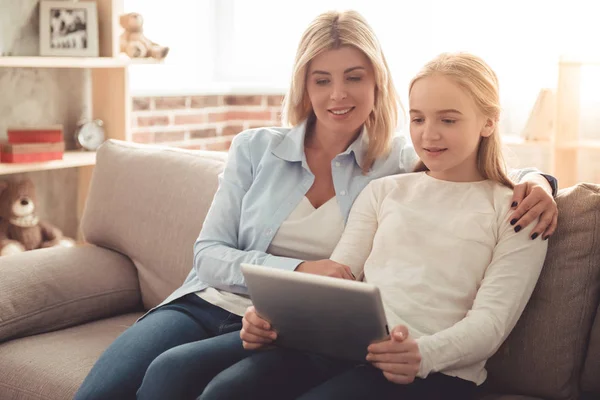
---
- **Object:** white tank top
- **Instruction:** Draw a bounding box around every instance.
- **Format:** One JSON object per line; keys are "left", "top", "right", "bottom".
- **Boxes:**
{"left": 196, "top": 196, "right": 345, "bottom": 316}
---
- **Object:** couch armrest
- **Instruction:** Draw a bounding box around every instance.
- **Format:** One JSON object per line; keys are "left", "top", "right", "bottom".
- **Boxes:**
{"left": 0, "top": 245, "right": 141, "bottom": 343}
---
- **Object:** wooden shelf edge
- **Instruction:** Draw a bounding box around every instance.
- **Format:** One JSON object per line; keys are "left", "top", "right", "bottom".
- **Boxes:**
{"left": 0, "top": 56, "right": 163, "bottom": 69}
{"left": 0, "top": 151, "right": 96, "bottom": 176}
{"left": 500, "top": 135, "right": 552, "bottom": 147}
{"left": 559, "top": 55, "right": 600, "bottom": 67}
{"left": 556, "top": 140, "right": 600, "bottom": 150}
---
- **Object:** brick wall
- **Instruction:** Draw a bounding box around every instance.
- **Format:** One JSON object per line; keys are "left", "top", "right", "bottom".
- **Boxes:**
{"left": 131, "top": 94, "right": 284, "bottom": 151}
{"left": 130, "top": 94, "right": 600, "bottom": 183}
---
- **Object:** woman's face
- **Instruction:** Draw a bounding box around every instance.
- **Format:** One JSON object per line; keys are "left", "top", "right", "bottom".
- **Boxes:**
{"left": 306, "top": 46, "right": 376, "bottom": 138}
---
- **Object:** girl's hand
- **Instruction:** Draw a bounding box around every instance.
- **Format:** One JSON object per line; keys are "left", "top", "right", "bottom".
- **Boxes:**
{"left": 240, "top": 306, "right": 277, "bottom": 350}
{"left": 366, "top": 325, "right": 422, "bottom": 384}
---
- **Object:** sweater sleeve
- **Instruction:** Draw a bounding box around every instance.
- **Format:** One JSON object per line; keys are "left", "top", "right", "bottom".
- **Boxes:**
{"left": 415, "top": 202, "right": 548, "bottom": 377}
{"left": 330, "top": 181, "right": 381, "bottom": 279}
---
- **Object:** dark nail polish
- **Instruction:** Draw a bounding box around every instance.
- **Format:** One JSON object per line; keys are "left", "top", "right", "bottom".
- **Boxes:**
{"left": 531, "top": 233, "right": 539, "bottom": 240}
{"left": 514, "top": 225, "right": 522, "bottom": 233}
{"left": 543, "top": 235, "right": 550, "bottom": 241}
{"left": 511, "top": 201, "right": 518, "bottom": 208}
{"left": 510, "top": 218, "right": 518, "bottom": 226}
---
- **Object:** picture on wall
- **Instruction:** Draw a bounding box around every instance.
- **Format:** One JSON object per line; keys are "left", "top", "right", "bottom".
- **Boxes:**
{"left": 39, "top": 0, "right": 99, "bottom": 57}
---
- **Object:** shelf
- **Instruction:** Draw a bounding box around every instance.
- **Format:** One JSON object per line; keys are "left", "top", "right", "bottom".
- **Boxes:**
{"left": 0, "top": 56, "right": 162, "bottom": 69}
{"left": 557, "top": 140, "right": 600, "bottom": 150}
{"left": 501, "top": 136, "right": 551, "bottom": 147}
{"left": 0, "top": 151, "right": 96, "bottom": 175}
{"left": 559, "top": 55, "right": 600, "bottom": 67}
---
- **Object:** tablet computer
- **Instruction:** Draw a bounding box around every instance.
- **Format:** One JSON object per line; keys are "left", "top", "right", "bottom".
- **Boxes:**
{"left": 241, "top": 263, "right": 389, "bottom": 362}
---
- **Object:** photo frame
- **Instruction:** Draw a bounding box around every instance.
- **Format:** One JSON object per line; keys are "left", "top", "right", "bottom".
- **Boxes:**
{"left": 39, "top": 0, "right": 99, "bottom": 57}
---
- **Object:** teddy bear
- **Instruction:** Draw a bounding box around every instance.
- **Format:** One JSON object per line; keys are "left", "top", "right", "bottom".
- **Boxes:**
{"left": 119, "top": 12, "right": 169, "bottom": 60}
{"left": 0, "top": 178, "right": 75, "bottom": 256}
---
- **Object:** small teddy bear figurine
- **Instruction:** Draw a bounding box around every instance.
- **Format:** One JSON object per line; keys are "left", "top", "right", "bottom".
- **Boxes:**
{"left": 119, "top": 12, "right": 169, "bottom": 60}
{"left": 0, "top": 178, "right": 75, "bottom": 256}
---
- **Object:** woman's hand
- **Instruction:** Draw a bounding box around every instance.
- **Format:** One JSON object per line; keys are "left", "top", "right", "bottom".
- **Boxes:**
{"left": 240, "top": 306, "right": 277, "bottom": 350}
{"left": 366, "top": 325, "right": 421, "bottom": 385}
{"left": 510, "top": 180, "right": 558, "bottom": 240}
{"left": 296, "top": 260, "right": 355, "bottom": 280}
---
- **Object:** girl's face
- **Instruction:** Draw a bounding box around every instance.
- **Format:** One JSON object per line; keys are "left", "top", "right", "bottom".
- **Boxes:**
{"left": 409, "top": 74, "right": 494, "bottom": 182}
{"left": 306, "top": 46, "right": 376, "bottom": 139}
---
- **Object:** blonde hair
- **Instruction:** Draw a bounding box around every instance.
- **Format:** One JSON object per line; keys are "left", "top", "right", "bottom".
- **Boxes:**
{"left": 282, "top": 10, "right": 400, "bottom": 173}
{"left": 410, "top": 52, "right": 514, "bottom": 189}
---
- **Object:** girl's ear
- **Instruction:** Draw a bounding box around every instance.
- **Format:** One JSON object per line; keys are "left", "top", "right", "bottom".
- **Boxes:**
{"left": 481, "top": 117, "right": 495, "bottom": 138}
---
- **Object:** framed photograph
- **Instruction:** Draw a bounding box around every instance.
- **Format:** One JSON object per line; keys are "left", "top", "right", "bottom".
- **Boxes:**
{"left": 39, "top": 0, "right": 99, "bottom": 57}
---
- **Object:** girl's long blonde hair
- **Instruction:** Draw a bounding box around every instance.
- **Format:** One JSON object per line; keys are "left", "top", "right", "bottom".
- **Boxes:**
{"left": 410, "top": 52, "right": 514, "bottom": 189}
{"left": 282, "top": 10, "right": 400, "bottom": 173}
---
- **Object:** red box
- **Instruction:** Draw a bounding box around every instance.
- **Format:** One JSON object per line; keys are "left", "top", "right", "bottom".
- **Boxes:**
{"left": 0, "top": 142, "right": 65, "bottom": 163}
{"left": 7, "top": 125, "right": 64, "bottom": 144}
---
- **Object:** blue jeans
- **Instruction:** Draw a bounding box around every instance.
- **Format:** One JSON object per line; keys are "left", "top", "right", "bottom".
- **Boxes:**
{"left": 74, "top": 294, "right": 251, "bottom": 400}
{"left": 296, "top": 366, "right": 476, "bottom": 400}
{"left": 199, "top": 347, "right": 476, "bottom": 400}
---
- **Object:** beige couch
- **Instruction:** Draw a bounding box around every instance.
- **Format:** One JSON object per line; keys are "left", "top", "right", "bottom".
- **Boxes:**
{"left": 0, "top": 139, "right": 598, "bottom": 400}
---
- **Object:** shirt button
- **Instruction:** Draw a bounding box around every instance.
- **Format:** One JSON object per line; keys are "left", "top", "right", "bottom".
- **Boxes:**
{"left": 266, "top": 229, "right": 273, "bottom": 235}
{"left": 340, "top": 190, "right": 347, "bottom": 196}
{"left": 335, "top": 161, "right": 341, "bottom": 167}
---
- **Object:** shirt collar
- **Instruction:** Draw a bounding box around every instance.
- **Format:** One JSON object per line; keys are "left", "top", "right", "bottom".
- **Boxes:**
{"left": 340, "top": 126, "right": 369, "bottom": 170}
{"left": 271, "top": 120, "right": 307, "bottom": 163}
{"left": 271, "top": 119, "right": 369, "bottom": 169}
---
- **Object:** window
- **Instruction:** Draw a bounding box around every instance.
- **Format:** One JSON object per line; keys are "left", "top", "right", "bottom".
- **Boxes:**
{"left": 124, "top": 0, "right": 214, "bottom": 95}
{"left": 215, "top": 0, "right": 600, "bottom": 135}
{"left": 125, "top": 0, "right": 600, "bottom": 136}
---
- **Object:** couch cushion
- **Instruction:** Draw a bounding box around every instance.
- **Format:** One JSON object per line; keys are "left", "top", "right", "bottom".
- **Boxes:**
{"left": 581, "top": 302, "right": 600, "bottom": 394}
{"left": 483, "top": 183, "right": 600, "bottom": 399}
{"left": 82, "top": 140, "right": 227, "bottom": 309}
{"left": 0, "top": 245, "right": 140, "bottom": 344}
{"left": 0, "top": 312, "right": 142, "bottom": 400}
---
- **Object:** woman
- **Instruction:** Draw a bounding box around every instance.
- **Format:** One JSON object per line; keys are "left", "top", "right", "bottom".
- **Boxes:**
{"left": 74, "top": 10, "right": 557, "bottom": 400}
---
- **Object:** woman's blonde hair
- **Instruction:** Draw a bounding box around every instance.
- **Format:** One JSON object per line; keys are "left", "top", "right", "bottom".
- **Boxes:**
{"left": 410, "top": 52, "right": 514, "bottom": 189}
{"left": 282, "top": 10, "right": 400, "bottom": 173}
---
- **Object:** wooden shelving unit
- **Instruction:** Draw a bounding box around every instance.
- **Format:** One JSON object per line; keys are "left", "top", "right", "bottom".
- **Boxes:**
{"left": 0, "top": 151, "right": 96, "bottom": 175}
{"left": 0, "top": 56, "right": 160, "bottom": 69}
{"left": 548, "top": 55, "right": 600, "bottom": 187}
{"left": 556, "top": 140, "right": 600, "bottom": 150}
{"left": 517, "top": 56, "right": 600, "bottom": 186}
{"left": 555, "top": 55, "right": 600, "bottom": 67}
{"left": 0, "top": 0, "right": 154, "bottom": 238}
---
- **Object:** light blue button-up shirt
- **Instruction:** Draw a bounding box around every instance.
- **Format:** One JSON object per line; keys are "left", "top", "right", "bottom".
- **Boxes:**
{"left": 156, "top": 120, "right": 538, "bottom": 308}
